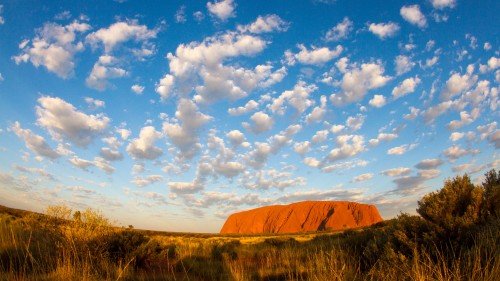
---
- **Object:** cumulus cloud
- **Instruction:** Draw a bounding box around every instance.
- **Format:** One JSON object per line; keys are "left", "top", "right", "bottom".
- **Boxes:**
{"left": 86, "top": 20, "right": 158, "bottom": 53}
{"left": 86, "top": 55, "right": 128, "bottom": 91}
{"left": 243, "top": 111, "right": 274, "bottom": 134}
{"left": 369, "top": 132, "right": 398, "bottom": 146}
{"left": 306, "top": 95, "right": 327, "bottom": 123}
{"left": 477, "top": 122, "right": 499, "bottom": 148}
{"left": 369, "top": 94, "right": 387, "bottom": 108}
{"left": 226, "top": 130, "right": 245, "bottom": 146}
{"left": 36, "top": 96, "right": 109, "bottom": 147}
{"left": 99, "top": 147, "right": 123, "bottom": 161}
{"left": 395, "top": 55, "right": 415, "bottom": 75}
{"left": 353, "top": 173, "right": 373, "bottom": 182}
{"left": 228, "top": 100, "right": 259, "bottom": 116}
{"left": 126, "top": 126, "right": 163, "bottom": 160}
{"left": 430, "top": 0, "right": 456, "bottom": 9}
{"left": 155, "top": 74, "right": 174, "bottom": 100}
{"left": 391, "top": 169, "right": 440, "bottom": 195}
{"left": 237, "top": 14, "right": 289, "bottom": 34}
{"left": 132, "top": 175, "right": 163, "bottom": 187}
{"left": 392, "top": 76, "right": 421, "bottom": 99}
{"left": 441, "top": 68, "right": 477, "bottom": 101}
{"left": 294, "top": 141, "right": 311, "bottom": 156}
{"left": 447, "top": 108, "right": 480, "bottom": 130}
{"left": 382, "top": 167, "right": 412, "bottom": 177}
{"left": 207, "top": 0, "right": 236, "bottom": 21}
{"left": 131, "top": 84, "right": 144, "bottom": 94}
{"left": 387, "top": 144, "right": 416, "bottom": 155}
{"left": 169, "top": 181, "right": 204, "bottom": 194}
{"left": 163, "top": 99, "right": 212, "bottom": 160}
{"left": 10, "top": 122, "right": 61, "bottom": 159}
{"left": 164, "top": 27, "right": 282, "bottom": 104}
{"left": 285, "top": 44, "right": 343, "bottom": 66}
{"left": 84, "top": 97, "right": 105, "bottom": 109}
{"left": 330, "top": 59, "right": 391, "bottom": 106}
{"left": 368, "top": 22, "right": 400, "bottom": 39}
{"left": 443, "top": 145, "right": 478, "bottom": 161}
{"left": 327, "top": 134, "right": 365, "bottom": 162}
{"left": 13, "top": 20, "right": 90, "bottom": 78}
{"left": 415, "top": 158, "right": 443, "bottom": 170}
{"left": 324, "top": 17, "right": 353, "bottom": 42}
{"left": 270, "top": 81, "right": 317, "bottom": 115}
{"left": 400, "top": 5, "right": 427, "bottom": 28}
{"left": 346, "top": 114, "right": 365, "bottom": 131}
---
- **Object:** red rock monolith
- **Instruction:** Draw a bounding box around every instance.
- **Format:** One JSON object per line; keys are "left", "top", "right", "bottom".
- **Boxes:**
{"left": 220, "top": 201, "right": 383, "bottom": 234}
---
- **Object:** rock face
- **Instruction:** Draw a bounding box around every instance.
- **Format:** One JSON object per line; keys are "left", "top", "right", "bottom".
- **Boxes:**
{"left": 220, "top": 201, "right": 383, "bottom": 234}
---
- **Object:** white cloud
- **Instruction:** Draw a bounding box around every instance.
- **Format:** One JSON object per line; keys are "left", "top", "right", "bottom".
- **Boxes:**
{"left": 443, "top": 145, "right": 478, "bottom": 161}
{"left": 368, "top": 22, "right": 400, "bottom": 39}
{"left": 382, "top": 167, "right": 411, "bottom": 177}
{"left": 132, "top": 175, "right": 163, "bottom": 187}
{"left": 243, "top": 111, "right": 274, "bottom": 134}
{"left": 11, "top": 122, "right": 61, "bottom": 159}
{"left": 447, "top": 108, "right": 480, "bottom": 130}
{"left": 131, "top": 84, "right": 144, "bottom": 94}
{"left": 312, "top": 130, "right": 329, "bottom": 143}
{"left": 287, "top": 44, "right": 343, "bottom": 65}
{"left": 346, "top": 114, "right": 365, "bottom": 131}
{"left": 327, "top": 134, "right": 365, "bottom": 162}
{"left": 395, "top": 55, "right": 415, "bottom": 75}
{"left": 294, "top": 141, "right": 311, "bottom": 156}
{"left": 324, "top": 17, "right": 353, "bottom": 42}
{"left": 270, "top": 81, "right": 317, "bottom": 115}
{"left": 441, "top": 69, "right": 477, "bottom": 101}
{"left": 206, "top": 0, "right": 236, "bottom": 21}
{"left": 387, "top": 144, "right": 416, "bottom": 155}
{"left": 330, "top": 59, "right": 391, "bottom": 105}
{"left": 126, "top": 126, "right": 163, "bottom": 160}
{"left": 400, "top": 5, "right": 427, "bottom": 28}
{"left": 155, "top": 74, "right": 175, "bottom": 100}
{"left": 228, "top": 100, "right": 259, "bottom": 116}
{"left": 36, "top": 96, "right": 109, "bottom": 147}
{"left": 99, "top": 147, "right": 123, "bottom": 161}
{"left": 116, "top": 128, "right": 131, "bottom": 140}
{"left": 84, "top": 97, "right": 105, "bottom": 109}
{"left": 13, "top": 21, "right": 90, "bottom": 78}
{"left": 392, "top": 76, "right": 421, "bottom": 99}
{"left": 165, "top": 29, "right": 278, "bottom": 104}
{"left": 163, "top": 99, "right": 212, "bottom": 160}
{"left": 226, "top": 130, "right": 245, "bottom": 146}
{"left": 369, "top": 94, "right": 387, "bottom": 108}
{"left": 175, "top": 5, "right": 187, "bottom": 23}
{"left": 369, "top": 132, "right": 398, "bottom": 146}
{"left": 430, "top": 0, "right": 456, "bottom": 9}
{"left": 169, "top": 181, "right": 203, "bottom": 194}
{"left": 86, "top": 55, "right": 128, "bottom": 91}
{"left": 330, "top": 124, "right": 345, "bottom": 134}
{"left": 306, "top": 95, "right": 327, "bottom": 123}
{"left": 415, "top": 158, "right": 443, "bottom": 169}
{"left": 237, "top": 14, "right": 289, "bottom": 34}
{"left": 69, "top": 156, "right": 94, "bottom": 170}
{"left": 450, "top": 132, "right": 464, "bottom": 142}
{"left": 404, "top": 106, "right": 420, "bottom": 120}
{"left": 86, "top": 20, "right": 158, "bottom": 53}
{"left": 353, "top": 173, "right": 373, "bottom": 182}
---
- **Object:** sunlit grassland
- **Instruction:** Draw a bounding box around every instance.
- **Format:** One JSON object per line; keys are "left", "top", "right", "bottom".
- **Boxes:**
{"left": 0, "top": 170, "right": 499, "bottom": 280}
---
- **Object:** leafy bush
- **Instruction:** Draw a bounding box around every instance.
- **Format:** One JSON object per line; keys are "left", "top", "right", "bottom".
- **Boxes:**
{"left": 417, "top": 174, "right": 483, "bottom": 237}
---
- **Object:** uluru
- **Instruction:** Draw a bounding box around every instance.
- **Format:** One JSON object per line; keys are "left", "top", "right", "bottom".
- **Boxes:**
{"left": 220, "top": 201, "right": 383, "bottom": 234}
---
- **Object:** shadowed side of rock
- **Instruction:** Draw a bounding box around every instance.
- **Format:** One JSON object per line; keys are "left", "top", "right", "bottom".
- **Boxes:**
{"left": 220, "top": 201, "right": 383, "bottom": 234}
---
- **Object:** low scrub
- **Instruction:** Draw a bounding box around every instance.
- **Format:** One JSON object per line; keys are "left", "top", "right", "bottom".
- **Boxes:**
{"left": 0, "top": 169, "right": 498, "bottom": 280}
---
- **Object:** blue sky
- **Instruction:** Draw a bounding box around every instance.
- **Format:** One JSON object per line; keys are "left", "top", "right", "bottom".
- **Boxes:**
{"left": 0, "top": 0, "right": 498, "bottom": 232}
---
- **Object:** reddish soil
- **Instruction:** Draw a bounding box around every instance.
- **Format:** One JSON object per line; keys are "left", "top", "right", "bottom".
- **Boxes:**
{"left": 220, "top": 201, "right": 383, "bottom": 234}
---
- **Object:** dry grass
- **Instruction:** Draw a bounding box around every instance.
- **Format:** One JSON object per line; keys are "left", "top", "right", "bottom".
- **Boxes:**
{"left": 0, "top": 204, "right": 498, "bottom": 281}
